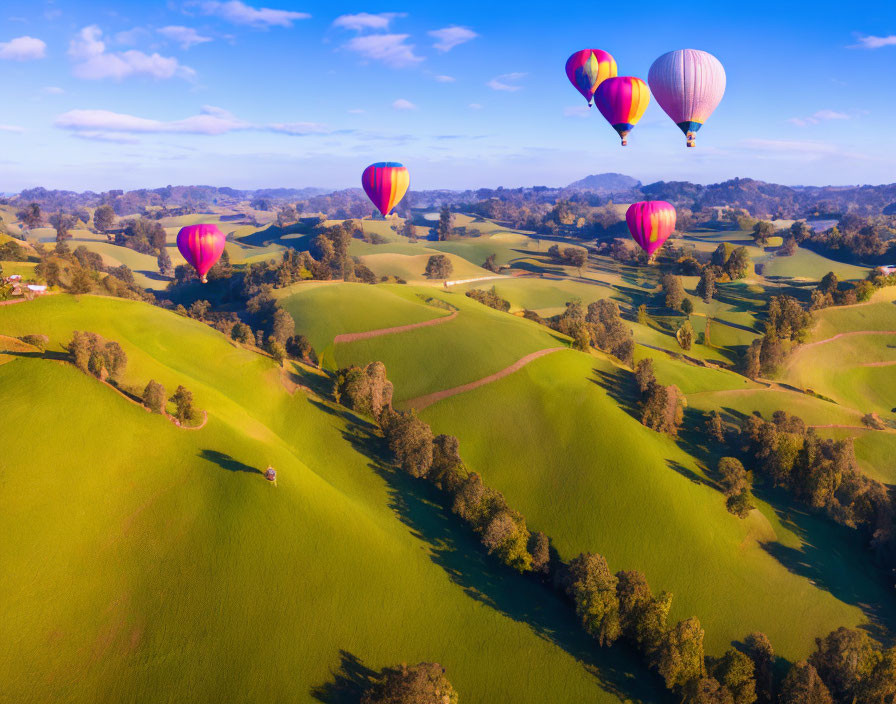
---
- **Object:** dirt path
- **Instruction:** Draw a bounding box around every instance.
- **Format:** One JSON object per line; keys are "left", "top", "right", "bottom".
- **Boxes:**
{"left": 861, "top": 361, "right": 896, "bottom": 367}
{"left": 334, "top": 310, "right": 457, "bottom": 344}
{"left": 801, "top": 330, "right": 896, "bottom": 350}
{"left": 404, "top": 347, "right": 565, "bottom": 411}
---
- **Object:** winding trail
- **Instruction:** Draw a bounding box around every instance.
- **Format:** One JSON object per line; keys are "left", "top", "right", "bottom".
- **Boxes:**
{"left": 404, "top": 347, "right": 565, "bottom": 411}
{"left": 800, "top": 330, "right": 896, "bottom": 350}
{"left": 334, "top": 310, "right": 457, "bottom": 344}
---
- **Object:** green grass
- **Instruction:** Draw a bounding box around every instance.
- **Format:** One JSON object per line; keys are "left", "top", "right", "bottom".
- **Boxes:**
{"left": 761, "top": 249, "right": 870, "bottom": 281}
{"left": 420, "top": 349, "right": 889, "bottom": 660}
{"left": 333, "top": 288, "right": 565, "bottom": 403}
{"left": 358, "top": 251, "right": 495, "bottom": 283}
{"left": 0, "top": 295, "right": 659, "bottom": 704}
{"left": 453, "top": 276, "right": 622, "bottom": 317}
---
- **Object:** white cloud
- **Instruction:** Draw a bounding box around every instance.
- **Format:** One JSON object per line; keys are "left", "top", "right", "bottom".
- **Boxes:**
{"left": 428, "top": 26, "right": 477, "bottom": 52}
{"left": 69, "top": 26, "right": 196, "bottom": 81}
{"left": 787, "top": 109, "right": 852, "bottom": 127}
{"left": 42, "top": 86, "right": 65, "bottom": 94}
{"left": 487, "top": 72, "right": 525, "bottom": 92}
{"left": 332, "top": 13, "right": 405, "bottom": 32}
{"left": 468, "top": 103, "right": 482, "bottom": 110}
{"left": 199, "top": 1, "right": 310, "bottom": 28}
{"left": 392, "top": 99, "right": 417, "bottom": 111}
{"left": 850, "top": 34, "right": 896, "bottom": 49}
{"left": 74, "top": 132, "right": 140, "bottom": 144}
{"left": 55, "top": 105, "right": 329, "bottom": 138}
{"left": 114, "top": 27, "right": 149, "bottom": 46}
{"left": 0, "top": 124, "right": 25, "bottom": 133}
{"left": 434, "top": 74, "right": 455, "bottom": 83}
{"left": 0, "top": 36, "right": 47, "bottom": 61}
{"left": 739, "top": 138, "right": 875, "bottom": 162}
{"left": 563, "top": 105, "right": 590, "bottom": 118}
{"left": 158, "top": 26, "right": 213, "bottom": 49}
{"left": 343, "top": 34, "right": 422, "bottom": 67}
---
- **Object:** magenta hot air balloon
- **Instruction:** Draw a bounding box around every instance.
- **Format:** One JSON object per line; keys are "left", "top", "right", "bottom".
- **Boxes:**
{"left": 176, "top": 224, "right": 226, "bottom": 283}
{"left": 594, "top": 76, "right": 651, "bottom": 146}
{"left": 626, "top": 201, "right": 677, "bottom": 257}
{"left": 565, "top": 49, "right": 617, "bottom": 106}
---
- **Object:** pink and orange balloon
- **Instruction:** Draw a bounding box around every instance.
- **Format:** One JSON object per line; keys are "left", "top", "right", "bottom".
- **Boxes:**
{"left": 626, "top": 201, "right": 676, "bottom": 256}
{"left": 565, "top": 49, "right": 617, "bottom": 106}
{"left": 176, "top": 224, "right": 226, "bottom": 283}
{"left": 362, "top": 162, "right": 410, "bottom": 218}
{"left": 594, "top": 76, "right": 651, "bottom": 146}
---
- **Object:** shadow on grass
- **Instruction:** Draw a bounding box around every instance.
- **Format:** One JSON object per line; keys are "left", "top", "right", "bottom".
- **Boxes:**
{"left": 285, "top": 362, "right": 332, "bottom": 398}
{"left": 590, "top": 366, "right": 641, "bottom": 420}
{"left": 334, "top": 421, "right": 670, "bottom": 704}
{"left": 198, "top": 449, "right": 263, "bottom": 475}
{"left": 310, "top": 650, "right": 378, "bottom": 704}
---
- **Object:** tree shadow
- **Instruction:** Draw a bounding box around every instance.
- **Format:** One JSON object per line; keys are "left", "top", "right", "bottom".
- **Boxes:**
{"left": 286, "top": 362, "right": 332, "bottom": 398}
{"left": 310, "top": 650, "right": 378, "bottom": 704}
{"left": 590, "top": 366, "right": 640, "bottom": 420}
{"left": 198, "top": 449, "right": 263, "bottom": 475}
{"left": 0, "top": 347, "right": 68, "bottom": 362}
{"left": 336, "top": 423, "right": 670, "bottom": 703}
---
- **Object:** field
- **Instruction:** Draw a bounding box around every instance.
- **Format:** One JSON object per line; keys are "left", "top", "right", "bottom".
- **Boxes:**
{"left": 0, "top": 296, "right": 661, "bottom": 704}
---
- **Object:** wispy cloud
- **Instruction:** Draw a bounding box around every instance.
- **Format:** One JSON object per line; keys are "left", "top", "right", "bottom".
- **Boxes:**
{"left": 434, "top": 74, "right": 455, "bottom": 83}
{"left": 739, "top": 138, "right": 877, "bottom": 162}
{"left": 158, "top": 26, "right": 213, "bottom": 49}
{"left": 392, "top": 99, "right": 417, "bottom": 111}
{"left": 428, "top": 25, "right": 477, "bottom": 52}
{"left": 69, "top": 26, "right": 196, "bottom": 81}
{"left": 332, "top": 12, "right": 405, "bottom": 32}
{"left": 0, "top": 36, "right": 47, "bottom": 61}
{"left": 55, "top": 106, "right": 329, "bottom": 139}
{"left": 787, "top": 109, "right": 852, "bottom": 127}
{"left": 342, "top": 34, "right": 422, "bottom": 67}
{"left": 0, "top": 124, "right": 26, "bottom": 133}
{"left": 850, "top": 34, "right": 896, "bottom": 49}
{"left": 487, "top": 72, "right": 525, "bottom": 91}
{"left": 198, "top": 1, "right": 310, "bottom": 28}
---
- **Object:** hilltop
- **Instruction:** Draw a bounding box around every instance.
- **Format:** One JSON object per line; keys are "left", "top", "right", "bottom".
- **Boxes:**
{"left": 566, "top": 173, "right": 642, "bottom": 193}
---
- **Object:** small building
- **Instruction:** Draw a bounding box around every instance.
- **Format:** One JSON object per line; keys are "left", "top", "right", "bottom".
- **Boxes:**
{"left": 881, "top": 265, "right": 896, "bottom": 276}
{"left": 265, "top": 466, "right": 277, "bottom": 482}
{"left": 27, "top": 284, "right": 48, "bottom": 294}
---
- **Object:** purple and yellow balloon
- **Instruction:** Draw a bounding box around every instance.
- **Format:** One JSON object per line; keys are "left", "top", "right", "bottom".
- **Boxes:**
{"left": 626, "top": 201, "right": 677, "bottom": 257}
{"left": 362, "top": 162, "right": 410, "bottom": 218}
{"left": 565, "top": 49, "right": 617, "bottom": 107}
{"left": 594, "top": 76, "right": 651, "bottom": 146}
{"left": 176, "top": 224, "right": 226, "bottom": 283}
{"left": 648, "top": 49, "right": 725, "bottom": 147}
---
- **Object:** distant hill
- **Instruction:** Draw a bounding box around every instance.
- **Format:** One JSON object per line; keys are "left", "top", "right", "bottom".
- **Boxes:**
{"left": 566, "top": 173, "right": 642, "bottom": 192}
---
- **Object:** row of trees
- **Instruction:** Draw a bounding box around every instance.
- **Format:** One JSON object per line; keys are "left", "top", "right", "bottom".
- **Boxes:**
{"left": 333, "top": 360, "right": 896, "bottom": 704}
{"left": 634, "top": 359, "right": 686, "bottom": 436}
{"left": 811, "top": 268, "right": 896, "bottom": 310}
{"left": 743, "top": 296, "right": 813, "bottom": 379}
{"left": 465, "top": 286, "right": 510, "bottom": 312}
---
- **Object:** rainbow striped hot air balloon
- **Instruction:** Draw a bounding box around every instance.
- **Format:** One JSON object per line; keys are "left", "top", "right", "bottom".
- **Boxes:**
{"left": 648, "top": 49, "right": 726, "bottom": 147}
{"left": 176, "top": 224, "right": 226, "bottom": 283}
{"left": 626, "top": 201, "right": 677, "bottom": 257}
{"left": 594, "top": 76, "right": 651, "bottom": 146}
{"left": 362, "top": 162, "right": 410, "bottom": 218}
{"left": 565, "top": 49, "right": 617, "bottom": 107}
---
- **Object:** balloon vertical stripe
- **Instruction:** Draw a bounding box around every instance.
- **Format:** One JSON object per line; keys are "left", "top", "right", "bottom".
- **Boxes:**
{"left": 625, "top": 201, "right": 677, "bottom": 256}
{"left": 565, "top": 49, "right": 617, "bottom": 106}
{"left": 594, "top": 77, "right": 651, "bottom": 145}
{"left": 176, "top": 224, "right": 226, "bottom": 283}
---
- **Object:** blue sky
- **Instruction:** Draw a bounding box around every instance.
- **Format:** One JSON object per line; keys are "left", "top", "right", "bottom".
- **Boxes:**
{"left": 0, "top": 0, "right": 894, "bottom": 191}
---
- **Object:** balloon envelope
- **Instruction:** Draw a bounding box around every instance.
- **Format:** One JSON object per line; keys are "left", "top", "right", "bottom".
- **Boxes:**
{"left": 176, "top": 224, "right": 225, "bottom": 283}
{"left": 565, "top": 49, "right": 617, "bottom": 106}
{"left": 626, "top": 201, "right": 676, "bottom": 256}
{"left": 593, "top": 76, "right": 651, "bottom": 146}
{"left": 648, "top": 49, "right": 725, "bottom": 147}
{"left": 362, "top": 162, "right": 410, "bottom": 217}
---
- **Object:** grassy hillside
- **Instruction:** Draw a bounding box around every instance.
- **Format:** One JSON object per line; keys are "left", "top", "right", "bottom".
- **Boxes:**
{"left": 0, "top": 295, "right": 662, "bottom": 704}
{"left": 420, "top": 349, "right": 892, "bottom": 660}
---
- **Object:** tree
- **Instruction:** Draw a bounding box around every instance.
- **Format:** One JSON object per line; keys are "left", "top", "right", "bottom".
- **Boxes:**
{"left": 616, "top": 569, "right": 671, "bottom": 655}
{"left": 697, "top": 267, "right": 717, "bottom": 303}
{"left": 685, "top": 678, "right": 734, "bottom": 704}
{"left": 676, "top": 320, "right": 694, "bottom": 351}
{"left": 17, "top": 202, "right": 42, "bottom": 229}
{"left": 157, "top": 248, "right": 173, "bottom": 276}
{"left": 712, "top": 648, "right": 758, "bottom": 704}
{"left": 68, "top": 331, "right": 93, "bottom": 372}
{"left": 565, "top": 247, "right": 587, "bottom": 276}
{"left": 779, "top": 662, "right": 833, "bottom": 704}
{"left": 744, "top": 633, "right": 775, "bottom": 704}
{"left": 189, "top": 300, "right": 210, "bottom": 320}
{"left": 586, "top": 299, "right": 634, "bottom": 365}
{"left": 361, "top": 662, "right": 458, "bottom": 704}
{"left": 52, "top": 212, "right": 74, "bottom": 242}
{"left": 726, "top": 247, "right": 750, "bottom": 279}
{"left": 266, "top": 337, "right": 286, "bottom": 365}
{"left": 809, "top": 627, "right": 879, "bottom": 703}
{"left": 634, "top": 358, "right": 656, "bottom": 395}
{"left": 232, "top": 323, "right": 253, "bottom": 344}
{"left": 662, "top": 274, "right": 686, "bottom": 311}
{"left": 718, "top": 458, "right": 749, "bottom": 497}
{"left": 384, "top": 410, "right": 433, "bottom": 478}
{"left": 637, "top": 304, "right": 649, "bottom": 326}
{"left": 655, "top": 617, "right": 706, "bottom": 690}
{"left": 437, "top": 205, "right": 454, "bottom": 240}
{"left": 858, "top": 647, "right": 896, "bottom": 704}
{"left": 285, "top": 334, "right": 317, "bottom": 364}
{"left": 528, "top": 531, "right": 551, "bottom": 574}
{"left": 819, "top": 271, "right": 839, "bottom": 296}
{"left": 170, "top": 385, "right": 195, "bottom": 424}
{"left": 430, "top": 434, "right": 465, "bottom": 492}
{"left": 706, "top": 411, "right": 726, "bottom": 442}
{"left": 752, "top": 221, "right": 775, "bottom": 247}
{"left": 681, "top": 298, "right": 694, "bottom": 316}
{"left": 565, "top": 552, "right": 621, "bottom": 646}
{"left": 93, "top": 204, "right": 115, "bottom": 233}
{"left": 482, "top": 253, "right": 498, "bottom": 272}
{"left": 69, "top": 268, "right": 94, "bottom": 294}
{"left": 481, "top": 508, "right": 533, "bottom": 572}
{"left": 271, "top": 308, "right": 294, "bottom": 345}
{"left": 424, "top": 254, "right": 453, "bottom": 280}
{"left": 142, "top": 380, "right": 166, "bottom": 414}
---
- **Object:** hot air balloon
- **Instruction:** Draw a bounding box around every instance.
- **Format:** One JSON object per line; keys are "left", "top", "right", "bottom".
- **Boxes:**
{"left": 362, "top": 162, "right": 410, "bottom": 218}
{"left": 176, "top": 224, "right": 225, "bottom": 283}
{"left": 626, "top": 201, "right": 676, "bottom": 257}
{"left": 593, "top": 76, "right": 651, "bottom": 146}
{"left": 565, "top": 49, "right": 617, "bottom": 106}
{"left": 648, "top": 49, "right": 725, "bottom": 147}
